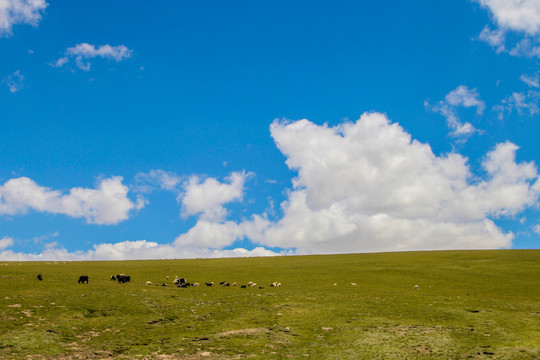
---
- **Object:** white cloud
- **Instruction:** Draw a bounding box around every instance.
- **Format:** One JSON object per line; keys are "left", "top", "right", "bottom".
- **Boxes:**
{"left": 2, "top": 70, "right": 24, "bottom": 93}
{"left": 0, "top": 0, "right": 47, "bottom": 36}
{"left": 445, "top": 86, "right": 486, "bottom": 112}
{"left": 477, "top": 1, "right": 540, "bottom": 58}
{"left": 53, "top": 43, "right": 132, "bottom": 71}
{"left": 0, "top": 236, "right": 13, "bottom": 250}
{"left": 534, "top": 224, "right": 540, "bottom": 235}
{"left": 66, "top": 43, "right": 132, "bottom": 62}
{"left": 135, "top": 196, "right": 147, "bottom": 210}
{"left": 494, "top": 91, "right": 540, "bottom": 119}
{"left": 477, "top": 0, "right": 540, "bottom": 35}
{"left": 133, "top": 169, "right": 183, "bottom": 193}
{"left": 32, "top": 231, "right": 58, "bottom": 243}
{"left": 477, "top": 2, "right": 540, "bottom": 118}
{"left": 0, "top": 240, "right": 282, "bottom": 261}
{"left": 520, "top": 73, "right": 540, "bottom": 88}
{"left": 174, "top": 220, "right": 244, "bottom": 249}
{"left": 479, "top": 26, "right": 506, "bottom": 53}
{"left": 180, "top": 171, "right": 250, "bottom": 221}
{"left": 0, "top": 176, "right": 140, "bottom": 224}
{"left": 508, "top": 38, "right": 540, "bottom": 58}
{"left": 241, "top": 113, "right": 538, "bottom": 253}
{"left": 172, "top": 208, "right": 271, "bottom": 250}
{"left": 427, "top": 86, "right": 484, "bottom": 138}
{"left": 134, "top": 169, "right": 252, "bottom": 225}
{"left": 131, "top": 170, "right": 183, "bottom": 212}
{"left": 53, "top": 56, "right": 68, "bottom": 68}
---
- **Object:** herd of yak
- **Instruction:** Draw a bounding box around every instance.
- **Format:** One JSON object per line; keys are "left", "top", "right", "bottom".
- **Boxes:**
{"left": 36, "top": 273, "right": 281, "bottom": 289}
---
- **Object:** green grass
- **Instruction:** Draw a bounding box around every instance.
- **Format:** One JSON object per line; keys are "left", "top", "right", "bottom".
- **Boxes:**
{"left": 0, "top": 250, "right": 539, "bottom": 359}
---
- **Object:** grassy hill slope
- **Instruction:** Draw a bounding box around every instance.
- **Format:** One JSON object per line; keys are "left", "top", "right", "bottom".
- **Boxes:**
{"left": 0, "top": 250, "right": 538, "bottom": 359}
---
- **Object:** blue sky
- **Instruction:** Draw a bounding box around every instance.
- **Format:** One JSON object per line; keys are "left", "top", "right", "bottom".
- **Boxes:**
{"left": 1, "top": 0, "right": 539, "bottom": 260}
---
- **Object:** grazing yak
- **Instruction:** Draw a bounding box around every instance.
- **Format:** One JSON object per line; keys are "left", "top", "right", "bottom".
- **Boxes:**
{"left": 37, "top": 274, "right": 43, "bottom": 281}
{"left": 270, "top": 282, "right": 281, "bottom": 287}
{"left": 205, "top": 282, "right": 214, "bottom": 287}
{"left": 173, "top": 277, "right": 186, "bottom": 286}
{"left": 145, "top": 281, "right": 152, "bottom": 286}
{"left": 78, "top": 275, "right": 89, "bottom": 284}
{"left": 413, "top": 285, "right": 419, "bottom": 290}
{"left": 110, "top": 275, "right": 116, "bottom": 281}
{"left": 116, "top": 274, "right": 131, "bottom": 283}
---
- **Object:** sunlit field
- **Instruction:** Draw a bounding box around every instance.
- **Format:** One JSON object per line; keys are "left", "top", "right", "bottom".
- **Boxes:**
{"left": 0, "top": 250, "right": 538, "bottom": 359}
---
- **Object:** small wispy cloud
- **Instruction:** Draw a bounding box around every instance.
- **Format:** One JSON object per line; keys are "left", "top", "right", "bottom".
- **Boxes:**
{"left": 508, "top": 38, "right": 540, "bottom": 58}
{"left": 493, "top": 91, "right": 540, "bottom": 120}
{"left": 426, "top": 85, "right": 484, "bottom": 139}
{"left": 134, "top": 170, "right": 183, "bottom": 194}
{"left": 52, "top": 43, "right": 133, "bottom": 71}
{"left": 520, "top": 73, "right": 540, "bottom": 88}
{"left": 479, "top": 26, "right": 506, "bottom": 53}
{"left": 32, "top": 231, "right": 59, "bottom": 244}
{"left": 2, "top": 70, "right": 24, "bottom": 93}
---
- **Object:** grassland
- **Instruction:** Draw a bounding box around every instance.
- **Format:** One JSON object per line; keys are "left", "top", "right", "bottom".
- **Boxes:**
{"left": 0, "top": 250, "right": 538, "bottom": 359}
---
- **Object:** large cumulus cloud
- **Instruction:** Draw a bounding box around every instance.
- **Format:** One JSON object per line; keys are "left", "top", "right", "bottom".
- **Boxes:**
{"left": 244, "top": 112, "right": 538, "bottom": 253}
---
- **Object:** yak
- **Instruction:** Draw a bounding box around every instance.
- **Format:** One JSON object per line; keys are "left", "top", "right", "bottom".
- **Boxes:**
{"left": 116, "top": 274, "right": 131, "bottom": 283}
{"left": 78, "top": 275, "right": 89, "bottom": 284}
{"left": 173, "top": 277, "right": 186, "bottom": 286}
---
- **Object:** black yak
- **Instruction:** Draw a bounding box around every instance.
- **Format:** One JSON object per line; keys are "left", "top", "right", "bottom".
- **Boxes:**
{"left": 116, "top": 274, "right": 130, "bottom": 283}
